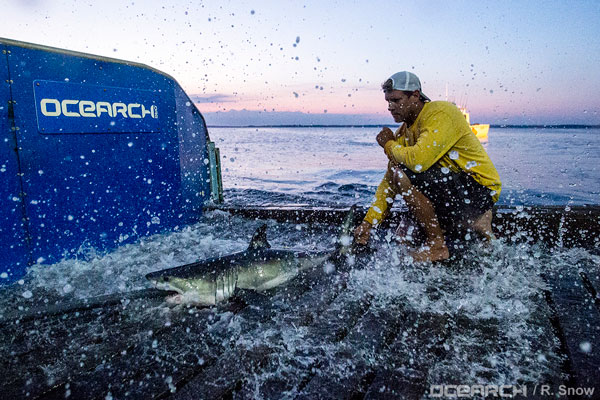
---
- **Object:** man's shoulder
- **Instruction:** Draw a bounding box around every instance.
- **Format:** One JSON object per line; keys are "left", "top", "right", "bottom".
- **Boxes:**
{"left": 423, "top": 101, "right": 460, "bottom": 115}
{"left": 418, "top": 101, "right": 465, "bottom": 125}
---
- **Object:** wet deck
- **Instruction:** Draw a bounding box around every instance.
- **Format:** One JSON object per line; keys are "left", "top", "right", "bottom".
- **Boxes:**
{"left": 1, "top": 206, "right": 599, "bottom": 399}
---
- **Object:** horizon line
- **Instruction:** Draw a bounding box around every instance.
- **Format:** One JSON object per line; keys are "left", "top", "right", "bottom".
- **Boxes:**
{"left": 206, "top": 124, "right": 600, "bottom": 129}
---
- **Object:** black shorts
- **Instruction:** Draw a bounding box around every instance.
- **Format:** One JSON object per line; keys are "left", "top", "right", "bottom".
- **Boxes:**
{"left": 397, "top": 165, "right": 494, "bottom": 234}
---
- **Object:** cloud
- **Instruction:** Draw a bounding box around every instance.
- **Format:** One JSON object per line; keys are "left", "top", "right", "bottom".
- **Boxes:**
{"left": 189, "top": 93, "right": 237, "bottom": 103}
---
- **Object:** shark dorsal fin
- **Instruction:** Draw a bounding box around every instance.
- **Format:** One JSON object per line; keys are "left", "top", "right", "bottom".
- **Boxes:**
{"left": 248, "top": 224, "right": 271, "bottom": 250}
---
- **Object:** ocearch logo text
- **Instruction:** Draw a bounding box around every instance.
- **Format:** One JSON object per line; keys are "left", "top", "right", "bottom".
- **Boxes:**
{"left": 40, "top": 98, "right": 158, "bottom": 119}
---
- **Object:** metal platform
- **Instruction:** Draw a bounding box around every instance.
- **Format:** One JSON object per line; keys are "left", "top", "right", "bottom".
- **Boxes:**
{"left": 204, "top": 204, "right": 600, "bottom": 249}
{"left": 1, "top": 206, "right": 599, "bottom": 399}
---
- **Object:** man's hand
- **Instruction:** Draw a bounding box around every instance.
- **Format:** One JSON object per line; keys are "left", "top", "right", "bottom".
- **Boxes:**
{"left": 353, "top": 220, "right": 372, "bottom": 246}
{"left": 376, "top": 127, "right": 395, "bottom": 148}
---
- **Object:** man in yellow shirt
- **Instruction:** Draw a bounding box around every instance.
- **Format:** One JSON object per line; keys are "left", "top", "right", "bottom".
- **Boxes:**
{"left": 354, "top": 71, "right": 502, "bottom": 262}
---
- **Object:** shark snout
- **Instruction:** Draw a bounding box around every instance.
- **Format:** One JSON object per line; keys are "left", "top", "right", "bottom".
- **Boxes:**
{"left": 145, "top": 271, "right": 167, "bottom": 281}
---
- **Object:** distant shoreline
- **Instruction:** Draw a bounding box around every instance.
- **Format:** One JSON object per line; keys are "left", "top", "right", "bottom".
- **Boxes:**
{"left": 207, "top": 124, "right": 600, "bottom": 129}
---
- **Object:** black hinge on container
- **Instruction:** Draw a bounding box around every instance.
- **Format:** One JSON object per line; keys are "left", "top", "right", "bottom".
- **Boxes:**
{"left": 7, "top": 99, "right": 15, "bottom": 119}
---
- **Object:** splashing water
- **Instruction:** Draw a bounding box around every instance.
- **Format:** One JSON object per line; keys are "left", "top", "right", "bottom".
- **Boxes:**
{"left": 1, "top": 211, "right": 597, "bottom": 397}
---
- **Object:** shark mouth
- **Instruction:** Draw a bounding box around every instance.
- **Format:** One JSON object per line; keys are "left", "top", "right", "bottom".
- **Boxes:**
{"left": 151, "top": 280, "right": 184, "bottom": 294}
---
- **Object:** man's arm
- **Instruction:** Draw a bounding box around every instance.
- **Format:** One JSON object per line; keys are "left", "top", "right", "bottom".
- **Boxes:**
{"left": 354, "top": 167, "right": 397, "bottom": 244}
{"left": 382, "top": 111, "right": 461, "bottom": 172}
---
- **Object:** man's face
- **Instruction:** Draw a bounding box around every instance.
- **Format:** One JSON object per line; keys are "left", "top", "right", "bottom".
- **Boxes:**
{"left": 385, "top": 90, "right": 418, "bottom": 123}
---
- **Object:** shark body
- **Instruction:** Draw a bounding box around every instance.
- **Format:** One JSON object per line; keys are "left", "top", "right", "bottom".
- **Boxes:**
{"left": 145, "top": 207, "right": 357, "bottom": 305}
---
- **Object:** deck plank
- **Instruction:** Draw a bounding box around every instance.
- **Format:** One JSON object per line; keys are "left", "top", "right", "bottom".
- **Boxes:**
{"left": 234, "top": 290, "right": 374, "bottom": 399}
{"left": 3, "top": 297, "right": 167, "bottom": 399}
{"left": 363, "top": 311, "right": 450, "bottom": 400}
{"left": 545, "top": 266, "right": 600, "bottom": 388}
{"left": 36, "top": 305, "right": 220, "bottom": 400}
{"left": 172, "top": 271, "right": 353, "bottom": 400}
{"left": 293, "top": 301, "right": 408, "bottom": 400}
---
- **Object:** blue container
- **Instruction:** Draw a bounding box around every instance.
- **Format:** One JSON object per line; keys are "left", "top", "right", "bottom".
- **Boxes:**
{"left": 0, "top": 38, "right": 212, "bottom": 282}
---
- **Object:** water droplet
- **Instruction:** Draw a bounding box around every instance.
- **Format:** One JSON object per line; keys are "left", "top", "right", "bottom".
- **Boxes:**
{"left": 580, "top": 341, "right": 592, "bottom": 353}
{"left": 414, "top": 164, "right": 423, "bottom": 172}
{"left": 449, "top": 150, "right": 459, "bottom": 160}
{"left": 441, "top": 167, "right": 450, "bottom": 174}
{"left": 22, "top": 290, "right": 33, "bottom": 299}
{"left": 339, "top": 235, "right": 352, "bottom": 246}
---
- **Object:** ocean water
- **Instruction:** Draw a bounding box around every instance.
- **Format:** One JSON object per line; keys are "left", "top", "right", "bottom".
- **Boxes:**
{"left": 1, "top": 126, "right": 599, "bottom": 397}
{"left": 210, "top": 126, "right": 600, "bottom": 207}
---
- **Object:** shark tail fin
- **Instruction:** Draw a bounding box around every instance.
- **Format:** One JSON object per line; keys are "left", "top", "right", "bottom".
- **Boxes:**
{"left": 248, "top": 224, "right": 271, "bottom": 250}
{"left": 338, "top": 204, "right": 362, "bottom": 249}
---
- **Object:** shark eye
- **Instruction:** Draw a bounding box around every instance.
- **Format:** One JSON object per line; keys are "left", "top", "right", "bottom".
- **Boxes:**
{"left": 163, "top": 276, "right": 169, "bottom": 282}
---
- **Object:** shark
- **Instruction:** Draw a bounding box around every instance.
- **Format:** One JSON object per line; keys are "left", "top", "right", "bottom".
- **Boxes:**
{"left": 145, "top": 206, "right": 359, "bottom": 306}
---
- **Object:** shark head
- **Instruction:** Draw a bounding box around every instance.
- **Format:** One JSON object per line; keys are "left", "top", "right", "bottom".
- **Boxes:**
{"left": 145, "top": 265, "right": 239, "bottom": 306}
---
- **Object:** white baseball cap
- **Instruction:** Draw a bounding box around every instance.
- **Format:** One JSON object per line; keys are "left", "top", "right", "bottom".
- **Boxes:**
{"left": 388, "top": 71, "right": 431, "bottom": 102}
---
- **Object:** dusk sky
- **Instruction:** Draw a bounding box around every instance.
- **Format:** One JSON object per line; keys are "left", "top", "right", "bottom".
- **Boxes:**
{"left": 3, "top": 0, "right": 600, "bottom": 125}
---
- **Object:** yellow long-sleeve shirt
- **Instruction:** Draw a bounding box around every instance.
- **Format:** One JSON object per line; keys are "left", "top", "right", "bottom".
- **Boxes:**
{"left": 364, "top": 101, "right": 502, "bottom": 225}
